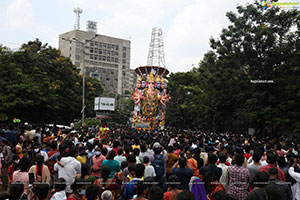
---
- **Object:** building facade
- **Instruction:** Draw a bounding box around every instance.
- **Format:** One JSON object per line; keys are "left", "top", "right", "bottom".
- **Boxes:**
{"left": 59, "top": 30, "right": 136, "bottom": 95}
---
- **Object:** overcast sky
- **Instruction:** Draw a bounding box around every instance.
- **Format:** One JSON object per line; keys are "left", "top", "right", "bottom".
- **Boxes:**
{"left": 1, "top": 0, "right": 259, "bottom": 73}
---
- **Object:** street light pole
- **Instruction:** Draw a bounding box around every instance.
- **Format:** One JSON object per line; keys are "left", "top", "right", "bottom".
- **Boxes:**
{"left": 62, "top": 35, "right": 98, "bottom": 128}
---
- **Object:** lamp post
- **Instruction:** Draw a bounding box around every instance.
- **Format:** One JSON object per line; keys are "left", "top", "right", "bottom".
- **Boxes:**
{"left": 62, "top": 35, "right": 98, "bottom": 128}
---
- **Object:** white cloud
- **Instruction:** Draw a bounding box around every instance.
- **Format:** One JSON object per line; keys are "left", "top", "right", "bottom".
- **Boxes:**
{"left": 6, "top": 0, "right": 34, "bottom": 29}
{"left": 165, "top": 0, "right": 252, "bottom": 72}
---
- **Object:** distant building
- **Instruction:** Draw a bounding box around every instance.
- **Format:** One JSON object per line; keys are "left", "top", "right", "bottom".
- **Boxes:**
{"left": 59, "top": 30, "right": 136, "bottom": 94}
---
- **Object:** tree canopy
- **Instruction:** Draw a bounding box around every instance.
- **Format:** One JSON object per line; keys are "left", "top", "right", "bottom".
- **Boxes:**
{"left": 0, "top": 39, "right": 103, "bottom": 124}
{"left": 166, "top": 1, "right": 300, "bottom": 135}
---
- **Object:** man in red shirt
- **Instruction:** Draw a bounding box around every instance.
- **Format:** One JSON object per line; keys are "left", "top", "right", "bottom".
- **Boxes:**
{"left": 259, "top": 152, "right": 285, "bottom": 181}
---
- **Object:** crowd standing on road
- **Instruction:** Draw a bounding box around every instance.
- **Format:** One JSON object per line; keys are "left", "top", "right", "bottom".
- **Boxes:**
{"left": 0, "top": 123, "right": 300, "bottom": 200}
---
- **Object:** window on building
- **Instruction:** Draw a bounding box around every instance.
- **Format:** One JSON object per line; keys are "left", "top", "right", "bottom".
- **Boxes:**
{"left": 115, "top": 51, "right": 119, "bottom": 56}
{"left": 103, "top": 43, "right": 107, "bottom": 48}
{"left": 103, "top": 56, "right": 106, "bottom": 61}
{"left": 115, "top": 58, "right": 119, "bottom": 63}
{"left": 103, "top": 50, "right": 107, "bottom": 55}
{"left": 123, "top": 47, "right": 126, "bottom": 51}
{"left": 94, "top": 55, "right": 98, "bottom": 60}
{"left": 122, "top": 59, "right": 126, "bottom": 64}
{"left": 95, "top": 48, "right": 98, "bottom": 54}
{"left": 90, "top": 48, "right": 94, "bottom": 53}
{"left": 108, "top": 44, "right": 111, "bottom": 49}
{"left": 90, "top": 41, "right": 94, "bottom": 46}
{"left": 123, "top": 53, "right": 126, "bottom": 58}
{"left": 107, "top": 57, "right": 111, "bottom": 62}
{"left": 123, "top": 71, "right": 126, "bottom": 76}
{"left": 116, "top": 45, "right": 119, "bottom": 50}
{"left": 99, "top": 49, "right": 102, "bottom": 54}
{"left": 90, "top": 55, "right": 93, "bottom": 59}
{"left": 70, "top": 47, "right": 72, "bottom": 50}
{"left": 122, "top": 65, "right": 126, "bottom": 69}
{"left": 90, "top": 72, "right": 100, "bottom": 80}
{"left": 107, "top": 51, "right": 111, "bottom": 56}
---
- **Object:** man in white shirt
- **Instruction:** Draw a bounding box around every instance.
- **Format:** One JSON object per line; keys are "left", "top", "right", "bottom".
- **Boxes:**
{"left": 114, "top": 148, "right": 127, "bottom": 165}
{"left": 54, "top": 148, "right": 81, "bottom": 193}
{"left": 218, "top": 152, "right": 228, "bottom": 189}
{"left": 144, "top": 156, "right": 156, "bottom": 178}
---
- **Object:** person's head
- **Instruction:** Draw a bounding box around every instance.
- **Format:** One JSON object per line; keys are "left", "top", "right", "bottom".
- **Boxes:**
{"left": 177, "top": 191, "right": 195, "bottom": 200}
{"left": 127, "top": 154, "right": 136, "bottom": 164}
{"left": 268, "top": 167, "right": 278, "bottom": 179}
{"left": 203, "top": 171, "right": 217, "bottom": 186}
{"left": 194, "top": 147, "right": 200, "bottom": 155}
{"left": 133, "top": 148, "right": 140, "bottom": 157}
{"left": 235, "top": 153, "right": 244, "bottom": 166}
{"left": 143, "top": 156, "right": 150, "bottom": 164}
{"left": 168, "top": 175, "right": 180, "bottom": 189}
{"left": 149, "top": 186, "right": 164, "bottom": 200}
{"left": 253, "top": 150, "right": 263, "bottom": 163}
{"left": 101, "top": 190, "right": 112, "bottom": 200}
{"left": 153, "top": 146, "right": 162, "bottom": 155}
{"left": 34, "top": 183, "right": 50, "bottom": 200}
{"left": 218, "top": 152, "right": 227, "bottom": 164}
{"left": 70, "top": 179, "right": 86, "bottom": 196}
{"left": 266, "top": 184, "right": 283, "bottom": 200}
{"left": 267, "top": 153, "right": 277, "bottom": 165}
{"left": 81, "top": 163, "right": 91, "bottom": 178}
{"left": 54, "top": 178, "right": 66, "bottom": 192}
{"left": 251, "top": 171, "right": 268, "bottom": 188}
{"left": 117, "top": 148, "right": 123, "bottom": 156}
{"left": 128, "top": 164, "right": 136, "bottom": 176}
{"left": 86, "top": 185, "right": 99, "bottom": 200}
{"left": 106, "top": 150, "right": 116, "bottom": 160}
{"left": 33, "top": 143, "right": 41, "bottom": 153}
{"left": 211, "top": 191, "right": 231, "bottom": 200}
{"left": 19, "top": 156, "right": 30, "bottom": 172}
{"left": 68, "top": 147, "right": 77, "bottom": 158}
{"left": 120, "top": 161, "right": 128, "bottom": 171}
{"left": 167, "top": 146, "right": 174, "bottom": 153}
{"left": 113, "top": 141, "right": 119, "bottom": 149}
{"left": 134, "top": 163, "right": 145, "bottom": 178}
{"left": 277, "top": 156, "right": 286, "bottom": 167}
{"left": 208, "top": 154, "right": 218, "bottom": 165}
{"left": 101, "top": 147, "right": 108, "bottom": 157}
{"left": 36, "top": 155, "right": 44, "bottom": 166}
{"left": 9, "top": 182, "right": 24, "bottom": 200}
{"left": 133, "top": 181, "right": 147, "bottom": 197}
{"left": 178, "top": 157, "right": 187, "bottom": 168}
{"left": 101, "top": 165, "right": 111, "bottom": 180}
{"left": 186, "top": 149, "right": 193, "bottom": 159}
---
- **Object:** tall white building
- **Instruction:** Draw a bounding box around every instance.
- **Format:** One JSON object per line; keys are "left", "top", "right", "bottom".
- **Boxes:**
{"left": 59, "top": 30, "right": 136, "bottom": 94}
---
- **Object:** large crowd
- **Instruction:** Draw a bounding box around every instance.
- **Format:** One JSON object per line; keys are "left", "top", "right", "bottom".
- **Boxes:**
{"left": 0, "top": 123, "right": 299, "bottom": 200}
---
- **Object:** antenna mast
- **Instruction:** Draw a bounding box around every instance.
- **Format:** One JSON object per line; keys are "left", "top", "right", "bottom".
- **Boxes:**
{"left": 147, "top": 27, "right": 166, "bottom": 68}
{"left": 73, "top": 7, "right": 83, "bottom": 30}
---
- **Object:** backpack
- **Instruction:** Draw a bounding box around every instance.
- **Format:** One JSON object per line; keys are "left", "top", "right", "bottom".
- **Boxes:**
{"left": 152, "top": 154, "right": 164, "bottom": 178}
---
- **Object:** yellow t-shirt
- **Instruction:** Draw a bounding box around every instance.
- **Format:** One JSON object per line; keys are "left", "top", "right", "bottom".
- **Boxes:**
{"left": 132, "top": 145, "right": 140, "bottom": 149}
{"left": 76, "top": 155, "right": 87, "bottom": 164}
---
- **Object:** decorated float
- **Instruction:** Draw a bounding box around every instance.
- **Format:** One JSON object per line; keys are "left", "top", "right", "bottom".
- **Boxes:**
{"left": 131, "top": 66, "right": 170, "bottom": 130}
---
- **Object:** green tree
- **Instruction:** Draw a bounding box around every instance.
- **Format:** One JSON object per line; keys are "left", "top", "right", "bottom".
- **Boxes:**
{"left": 0, "top": 39, "right": 103, "bottom": 124}
{"left": 167, "top": 1, "right": 300, "bottom": 135}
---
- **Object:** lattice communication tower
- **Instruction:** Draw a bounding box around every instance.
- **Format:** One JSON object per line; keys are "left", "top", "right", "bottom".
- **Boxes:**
{"left": 74, "top": 7, "right": 83, "bottom": 30}
{"left": 147, "top": 27, "right": 166, "bottom": 68}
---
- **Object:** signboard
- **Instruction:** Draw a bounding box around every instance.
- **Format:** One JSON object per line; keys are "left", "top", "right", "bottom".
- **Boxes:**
{"left": 135, "top": 122, "right": 151, "bottom": 129}
{"left": 95, "top": 97, "right": 115, "bottom": 111}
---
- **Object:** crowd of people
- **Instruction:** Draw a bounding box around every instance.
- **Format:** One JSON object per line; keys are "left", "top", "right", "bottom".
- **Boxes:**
{"left": 0, "top": 123, "right": 299, "bottom": 200}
